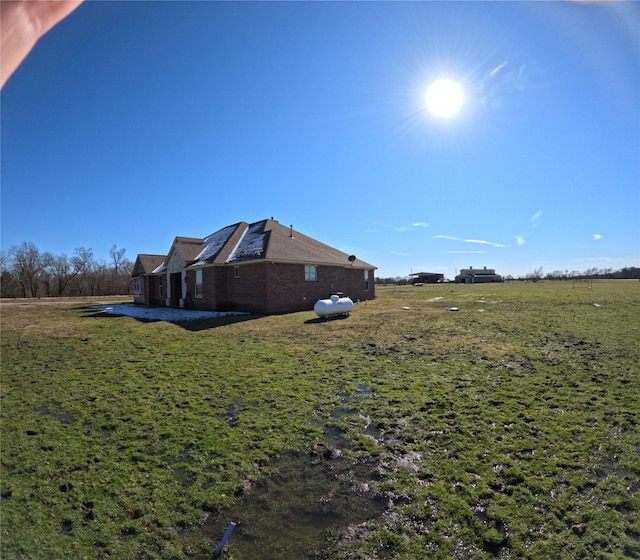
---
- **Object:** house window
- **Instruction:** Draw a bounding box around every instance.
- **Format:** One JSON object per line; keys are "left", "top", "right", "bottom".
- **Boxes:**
{"left": 234, "top": 266, "right": 240, "bottom": 278}
{"left": 195, "top": 269, "right": 203, "bottom": 298}
{"left": 158, "top": 278, "right": 163, "bottom": 297}
{"left": 364, "top": 270, "right": 370, "bottom": 291}
{"left": 305, "top": 265, "right": 317, "bottom": 281}
{"left": 133, "top": 279, "right": 142, "bottom": 295}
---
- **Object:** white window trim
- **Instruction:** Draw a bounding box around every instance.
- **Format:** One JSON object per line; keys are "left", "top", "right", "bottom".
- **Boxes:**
{"left": 133, "top": 279, "right": 143, "bottom": 295}
{"left": 305, "top": 265, "right": 317, "bottom": 282}
{"left": 195, "top": 269, "right": 203, "bottom": 298}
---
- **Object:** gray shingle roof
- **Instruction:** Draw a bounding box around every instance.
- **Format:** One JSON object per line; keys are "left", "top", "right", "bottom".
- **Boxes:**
{"left": 133, "top": 254, "right": 166, "bottom": 277}
{"left": 187, "top": 219, "right": 375, "bottom": 269}
{"left": 170, "top": 236, "right": 205, "bottom": 262}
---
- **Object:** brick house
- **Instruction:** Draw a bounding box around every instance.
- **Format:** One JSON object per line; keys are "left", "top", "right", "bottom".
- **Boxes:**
{"left": 131, "top": 254, "right": 166, "bottom": 306}
{"left": 132, "top": 219, "right": 376, "bottom": 314}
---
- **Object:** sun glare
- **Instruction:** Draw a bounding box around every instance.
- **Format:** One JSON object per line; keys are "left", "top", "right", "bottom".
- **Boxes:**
{"left": 425, "top": 79, "right": 464, "bottom": 117}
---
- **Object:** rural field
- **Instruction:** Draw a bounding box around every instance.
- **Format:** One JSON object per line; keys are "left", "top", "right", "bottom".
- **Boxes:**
{"left": 1, "top": 281, "right": 639, "bottom": 560}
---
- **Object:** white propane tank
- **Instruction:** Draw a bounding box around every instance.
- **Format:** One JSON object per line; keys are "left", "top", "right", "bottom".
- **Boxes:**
{"left": 314, "top": 295, "right": 354, "bottom": 318}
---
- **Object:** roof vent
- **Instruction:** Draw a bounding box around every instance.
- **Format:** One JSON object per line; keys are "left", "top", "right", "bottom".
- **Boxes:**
{"left": 289, "top": 225, "right": 294, "bottom": 238}
{"left": 348, "top": 255, "right": 356, "bottom": 265}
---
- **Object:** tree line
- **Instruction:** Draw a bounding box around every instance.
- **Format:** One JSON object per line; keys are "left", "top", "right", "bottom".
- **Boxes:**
{"left": 375, "top": 266, "right": 640, "bottom": 285}
{"left": 1, "top": 241, "right": 134, "bottom": 298}
{"left": 523, "top": 266, "right": 640, "bottom": 282}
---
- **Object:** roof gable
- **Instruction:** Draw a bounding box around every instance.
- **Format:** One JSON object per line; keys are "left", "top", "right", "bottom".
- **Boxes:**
{"left": 132, "top": 254, "right": 166, "bottom": 277}
{"left": 166, "top": 236, "right": 204, "bottom": 264}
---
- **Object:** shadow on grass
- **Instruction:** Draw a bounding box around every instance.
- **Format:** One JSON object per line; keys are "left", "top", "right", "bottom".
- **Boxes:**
{"left": 175, "top": 314, "right": 261, "bottom": 332}
{"left": 77, "top": 305, "right": 262, "bottom": 331}
{"left": 79, "top": 308, "right": 129, "bottom": 319}
{"left": 304, "top": 314, "right": 351, "bottom": 325}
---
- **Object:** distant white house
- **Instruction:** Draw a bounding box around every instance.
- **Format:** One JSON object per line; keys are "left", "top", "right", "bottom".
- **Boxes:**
{"left": 455, "top": 266, "right": 503, "bottom": 284}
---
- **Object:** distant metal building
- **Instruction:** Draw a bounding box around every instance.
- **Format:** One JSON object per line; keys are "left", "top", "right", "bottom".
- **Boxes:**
{"left": 455, "top": 266, "right": 503, "bottom": 284}
{"left": 409, "top": 272, "right": 444, "bottom": 284}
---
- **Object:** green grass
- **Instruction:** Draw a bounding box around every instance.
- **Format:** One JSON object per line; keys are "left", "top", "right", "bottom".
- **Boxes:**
{"left": 1, "top": 282, "right": 639, "bottom": 559}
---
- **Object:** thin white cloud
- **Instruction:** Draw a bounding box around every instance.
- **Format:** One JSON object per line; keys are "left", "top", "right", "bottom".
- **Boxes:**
{"left": 510, "top": 211, "right": 540, "bottom": 249}
{"left": 464, "top": 239, "right": 509, "bottom": 248}
{"left": 592, "top": 234, "right": 603, "bottom": 240}
{"left": 434, "top": 235, "right": 508, "bottom": 248}
{"left": 433, "top": 234, "right": 459, "bottom": 241}
{"left": 529, "top": 210, "right": 542, "bottom": 228}
{"left": 396, "top": 222, "right": 430, "bottom": 232}
{"left": 489, "top": 61, "right": 508, "bottom": 79}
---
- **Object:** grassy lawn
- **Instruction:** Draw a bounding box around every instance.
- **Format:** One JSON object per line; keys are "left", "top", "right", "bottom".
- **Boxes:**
{"left": 1, "top": 282, "right": 639, "bottom": 559}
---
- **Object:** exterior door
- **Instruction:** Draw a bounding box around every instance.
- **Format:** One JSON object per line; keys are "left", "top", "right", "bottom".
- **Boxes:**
{"left": 170, "top": 272, "right": 182, "bottom": 307}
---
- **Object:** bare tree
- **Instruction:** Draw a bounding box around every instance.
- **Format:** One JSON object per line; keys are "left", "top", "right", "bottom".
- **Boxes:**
{"left": 109, "top": 245, "right": 127, "bottom": 276}
{"left": 87, "top": 261, "right": 109, "bottom": 296}
{"left": 526, "top": 267, "right": 544, "bottom": 282}
{"left": 47, "top": 253, "right": 83, "bottom": 296}
{"left": 71, "top": 247, "right": 94, "bottom": 273}
{"left": 70, "top": 247, "right": 95, "bottom": 296}
{"left": 108, "top": 245, "right": 132, "bottom": 294}
{"left": 0, "top": 250, "right": 18, "bottom": 297}
{"left": 9, "top": 241, "right": 44, "bottom": 297}
{"left": 40, "top": 252, "right": 55, "bottom": 296}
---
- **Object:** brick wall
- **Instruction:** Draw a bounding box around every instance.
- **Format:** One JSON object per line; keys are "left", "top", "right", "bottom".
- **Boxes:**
{"left": 264, "top": 263, "right": 375, "bottom": 314}
{"left": 183, "top": 263, "right": 375, "bottom": 314}
{"left": 147, "top": 276, "right": 163, "bottom": 306}
{"left": 225, "top": 263, "right": 268, "bottom": 313}
{"left": 185, "top": 267, "right": 219, "bottom": 310}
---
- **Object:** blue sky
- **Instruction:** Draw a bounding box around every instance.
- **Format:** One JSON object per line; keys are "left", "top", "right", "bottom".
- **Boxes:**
{"left": 2, "top": 1, "right": 639, "bottom": 279}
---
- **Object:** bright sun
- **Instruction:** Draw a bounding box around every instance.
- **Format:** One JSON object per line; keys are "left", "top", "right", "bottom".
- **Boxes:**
{"left": 425, "top": 79, "right": 464, "bottom": 117}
